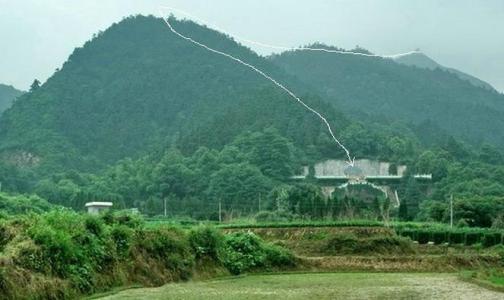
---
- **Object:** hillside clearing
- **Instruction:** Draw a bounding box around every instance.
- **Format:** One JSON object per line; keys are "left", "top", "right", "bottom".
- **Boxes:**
{"left": 99, "top": 272, "right": 503, "bottom": 300}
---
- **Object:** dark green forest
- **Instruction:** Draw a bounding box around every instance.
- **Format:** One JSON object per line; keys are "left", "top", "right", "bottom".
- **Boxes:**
{"left": 270, "top": 43, "right": 504, "bottom": 147}
{"left": 0, "top": 84, "right": 23, "bottom": 114}
{"left": 1, "top": 16, "right": 504, "bottom": 227}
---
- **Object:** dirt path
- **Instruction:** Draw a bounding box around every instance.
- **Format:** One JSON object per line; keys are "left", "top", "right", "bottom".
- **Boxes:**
{"left": 99, "top": 272, "right": 503, "bottom": 300}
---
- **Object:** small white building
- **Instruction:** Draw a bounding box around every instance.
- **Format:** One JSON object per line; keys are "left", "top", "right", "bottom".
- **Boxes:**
{"left": 85, "top": 202, "right": 113, "bottom": 215}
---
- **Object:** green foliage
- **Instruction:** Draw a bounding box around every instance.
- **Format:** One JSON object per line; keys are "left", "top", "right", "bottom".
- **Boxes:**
{"left": 0, "top": 192, "right": 53, "bottom": 215}
{"left": 418, "top": 196, "right": 504, "bottom": 228}
{"left": 0, "top": 16, "right": 343, "bottom": 172}
{"left": 136, "top": 227, "right": 194, "bottom": 280}
{"left": 29, "top": 79, "right": 40, "bottom": 92}
{"left": 1, "top": 212, "right": 297, "bottom": 298}
{"left": 5, "top": 211, "right": 142, "bottom": 295}
{"left": 324, "top": 233, "right": 414, "bottom": 255}
{"left": 417, "top": 231, "right": 431, "bottom": 244}
{"left": 0, "top": 83, "right": 23, "bottom": 113}
{"left": 398, "top": 199, "right": 409, "bottom": 221}
{"left": 254, "top": 210, "right": 298, "bottom": 223}
{"left": 397, "top": 230, "right": 417, "bottom": 241}
{"left": 0, "top": 221, "right": 14, "bottom": 251}
{"left": 188, "top": 226, "right": 223, "bottom": 260}
{"left": 448, "top": 232, "right": 465, "bottom": 244}
{"left": 0, "top": 15, "right": 503, "bottom": 226}
{"left": 221, "top": 232, "right": 295, "bottom": 275}
{"left": 110, "top": 225, "right": 133, "bottom": 257}
{"left": 432, "top": 231, "right": 447, "bottom": 244}
{"left": 393, "top": 223, "right": 504, "bottom": 248}
{"left": 465, "top": 232, "right": 482, "bottom": 245}
{"left": 0, "top": 160, "right": 35, "bottom": 193}
{"left": 482, "top": 233, "right": 502, "bottom": 247}
{"left": 220, "top": 220, "right": 383, "bottom": 229}
{"left": 271, "top": 43, "right": 504, "bottom": 147}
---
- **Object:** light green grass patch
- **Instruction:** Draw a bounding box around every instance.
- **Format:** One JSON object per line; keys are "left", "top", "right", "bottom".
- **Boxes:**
{"left": 100, "top": 272, "right": 504, "bottom": 300}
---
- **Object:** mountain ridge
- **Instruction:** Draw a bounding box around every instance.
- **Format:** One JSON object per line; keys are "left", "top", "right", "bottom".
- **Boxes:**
{"left": 0, "top": 16, "right": 350, "bottom": 171}
{"left": 270, "top": 44, "right": 504, "bottom": 147}
{"left": 0, "top": 84, "right": 23, "bottom": 114}
{"left": 391, "top": 51, "right": 496, "bottom": 92}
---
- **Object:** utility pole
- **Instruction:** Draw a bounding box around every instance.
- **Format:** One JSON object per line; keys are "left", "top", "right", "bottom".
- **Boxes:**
{"left": 218, "top": 200, "right": 222, "bottom": 223}
{"left": 258, "top": 193, "right": 261, "bottom": 212}
{"left": 450, "top": 194, "right": 453, "bottom": 229}
{"left": 164, "top": 197, "right": 167, "bottom": 217}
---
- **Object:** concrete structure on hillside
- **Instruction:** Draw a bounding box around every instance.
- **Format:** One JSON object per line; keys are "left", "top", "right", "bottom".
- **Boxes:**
{"left": 85, "top": 202, "right": 113, "bottom": 215}
{"left": 291, "top": 159, "right": 432, "bottom": 207}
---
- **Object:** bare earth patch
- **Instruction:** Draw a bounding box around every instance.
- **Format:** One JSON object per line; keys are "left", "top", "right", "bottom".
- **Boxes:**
{"left": 100, "top": 272, "right": 503, "bottom": 300}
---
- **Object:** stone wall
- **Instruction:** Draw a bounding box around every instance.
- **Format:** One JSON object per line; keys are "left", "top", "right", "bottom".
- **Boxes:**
{"left": 313, "top": 159, "right": 406, "bottom": 177}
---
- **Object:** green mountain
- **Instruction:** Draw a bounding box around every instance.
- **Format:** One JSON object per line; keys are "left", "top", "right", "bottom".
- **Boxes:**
{"left": 0, "top": 16, "right": 354, "bottom": 172}
{"left": 0, "top": 15, "right": 503, "bottom": 225}
{"left": 0, "top": 84, "right": 23, "bottom": 114}
{"left": 391, "top": 51, "right": 495, "bottom": 91}
{"left": 270, "top": 44, "right": 504, "bottom": 147}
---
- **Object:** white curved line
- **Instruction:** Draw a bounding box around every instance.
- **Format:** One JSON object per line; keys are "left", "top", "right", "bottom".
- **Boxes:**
{"left": 159, "top": 5, "right": 419, "bottom": 58}
{"left": 158, "top": 12, "right": 354, "bottom": 165}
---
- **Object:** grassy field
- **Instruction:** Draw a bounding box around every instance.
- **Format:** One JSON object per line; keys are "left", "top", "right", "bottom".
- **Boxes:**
{"left": 100, "top": 272, "right": 503, "bottom": 300}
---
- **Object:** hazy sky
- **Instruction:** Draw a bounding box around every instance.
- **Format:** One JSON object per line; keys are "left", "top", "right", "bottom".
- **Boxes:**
{"left": 1, "top": 0, "right": 503, "bottom": 92}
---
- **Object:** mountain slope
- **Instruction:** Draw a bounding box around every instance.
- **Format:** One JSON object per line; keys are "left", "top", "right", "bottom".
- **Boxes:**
{"left": 392, "top": 51, "right": 495, "bottom": 91}
{"left": 0, "top": 84, "right": 23, "bottom": 114}
{"left": 0, "top": 16, "right": 350, "bottom": 171}
{"left": 270, "top": 45, "right": 504, "bottom": 147}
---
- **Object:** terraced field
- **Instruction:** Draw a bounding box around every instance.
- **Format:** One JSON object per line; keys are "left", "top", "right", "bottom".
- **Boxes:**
{"left": 100, "top": 272, "right": 503, "bottom": 300}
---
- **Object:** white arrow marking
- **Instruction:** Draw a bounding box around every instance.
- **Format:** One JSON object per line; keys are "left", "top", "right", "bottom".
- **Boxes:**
{"left": 159, "top": 9, "right": 355, "bottom": 166}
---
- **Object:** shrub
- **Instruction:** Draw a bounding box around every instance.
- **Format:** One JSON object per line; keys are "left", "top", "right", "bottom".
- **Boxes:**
{"left": 30, "top": 225, "right": 82, "bottom": 277}
{"left": 417, "top": 231, "right": 431, "bottom": 244}
{"left": 222, "top": 232, "right": 266, "bottom": 274}
{"left": 263, "top": 244, "right": 296, "bottom": 268}
{"left": 5, "top": 211, "right": 232, "bottom": 298}
{"left": 448, "top": 232, "right": 465, "bottom": 244}
{"left": 254, "top": 210, "right": 296, "bottom": 223}
{"left": 0, "top": 222, "right": 14, "bottom": 251}
{"left": 398, "top": 230, "right": 416, "bottom": 241}
{"left": 465, "top": 232, "right": 482, "bottom": 245}
{"left": 482, "top": 233, "right": 502, "bottom": 247}
{"left": 222, "top": 232, "right": 295, "bottom": 275}
{"left": 324, "top": 233, "right": 414, "bottom": 255}
{"left": 188, "top": 226, "right": 223, "bottom": 260}
{"left": 432, "top": 231, "right": 447, "bottom": 245}
{"left": 367, "top": 236, "right": 415, "bottom": 254}
{"left": 139, "top": 228, "right": 194, "bottom": 280}
{"left": 84, "top": 216, "right": 104, "bottom": 237}
{"left": 324, "top": 233, "right": 360, "bottom": 254}
{"left": 111, "top": 225, "right": 133, "bottom": 257}
{"left": 102, "top": 211, "right": 142, "bottom": 228}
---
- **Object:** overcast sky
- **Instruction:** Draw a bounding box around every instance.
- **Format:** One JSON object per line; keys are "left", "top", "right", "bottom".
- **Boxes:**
{"left": 1, "top": 0, "right": 503, "bottom": 92}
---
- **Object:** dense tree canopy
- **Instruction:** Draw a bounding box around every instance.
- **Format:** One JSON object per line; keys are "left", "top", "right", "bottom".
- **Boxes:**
{"left": 271, "top": 43, "right": 504, "bottom": 147}
{"left": 0, "top": 16, "right": 503, "bottom": 226}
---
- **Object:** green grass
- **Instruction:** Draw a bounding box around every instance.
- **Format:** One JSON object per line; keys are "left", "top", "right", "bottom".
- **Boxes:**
{"left": 99, "top": 272, "right": 504, "bottom": 300}
{"left": 489, "top": 276, "right": 504, "bottom": 286}
{"left": 460, "top": 270, "right": 504, "bottom": 293}
{"left": 144, "top": 218, "right": 503, "bottom": 232}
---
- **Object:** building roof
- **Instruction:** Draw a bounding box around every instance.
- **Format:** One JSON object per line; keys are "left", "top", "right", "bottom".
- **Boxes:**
{"left": 85, "top": 202, "right": 113, "bottom": 207}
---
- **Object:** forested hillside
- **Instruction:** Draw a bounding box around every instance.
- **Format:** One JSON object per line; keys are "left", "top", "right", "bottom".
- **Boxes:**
{"left": 270, "top": 44, "right": 504, "bottom": 147}
{"left": 0, "top": 16, "right": 503, "bottom": 225}
{"left": 0, "top": 84, "right": 23, "bottom": 114}
{"left": 0, "top": 16, "right": 317, "bottom": 171}
{"left": 0, "top": 16, "right": 419, "bottom": 173}
{"left": 392, "top": 51, "right": 496, "bottom": 91}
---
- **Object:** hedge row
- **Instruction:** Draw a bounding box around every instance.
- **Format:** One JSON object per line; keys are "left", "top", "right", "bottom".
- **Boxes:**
{"left": 397, "top": 229, "right": 503, "bottom": 247}
{"left": 219, "top": 220, "right": 384, "bottom": 229}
